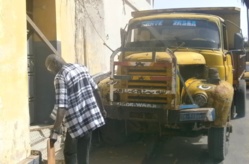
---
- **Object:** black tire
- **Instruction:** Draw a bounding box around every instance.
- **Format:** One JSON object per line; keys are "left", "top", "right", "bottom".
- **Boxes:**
{"left": 230, "top": 100, "right": 236, "bottom": 119}
{"left": 208, "top": 127, "right": 229, "bottom": 161}
{"left": 235, "top": 79, "right": 246, "bottom": 118}
{"left": 100, "top": 118, "right": 127, "bottom": 146}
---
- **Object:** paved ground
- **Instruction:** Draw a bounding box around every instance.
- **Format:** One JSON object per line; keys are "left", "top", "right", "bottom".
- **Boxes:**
{"left": 90, "top": 91, "right": 249, "bottom": 164}
{"left": 34, "top": 91, "right": 249, "bottom": 164}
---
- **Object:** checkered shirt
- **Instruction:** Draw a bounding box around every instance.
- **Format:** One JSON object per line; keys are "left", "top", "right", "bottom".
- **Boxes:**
{"left": 53, "top": 63, "right": 105, "bottom": 138}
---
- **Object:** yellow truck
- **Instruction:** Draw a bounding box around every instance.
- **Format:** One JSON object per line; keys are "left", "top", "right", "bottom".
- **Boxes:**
{"left": 98, "top": 7, "right": 246, "bottom": 161}
{"left": 244, "top": 62, "right": 249, "bottom": 85}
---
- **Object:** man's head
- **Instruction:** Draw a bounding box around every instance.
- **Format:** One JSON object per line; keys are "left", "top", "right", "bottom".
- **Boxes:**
{"left": 45, "top": 54, "right": 67, "bottom": 74}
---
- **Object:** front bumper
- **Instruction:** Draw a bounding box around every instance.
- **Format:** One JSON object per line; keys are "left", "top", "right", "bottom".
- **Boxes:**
{"left": 105, "top": 103, "right": 215, "bottom": 123}
{"left": 179, "top": 108, "right": 215, "bottom": 122}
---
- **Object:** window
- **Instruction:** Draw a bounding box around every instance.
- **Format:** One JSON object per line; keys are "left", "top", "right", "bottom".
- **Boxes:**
{"left": 126, "top": 19, "right": 220, "bottom": 50}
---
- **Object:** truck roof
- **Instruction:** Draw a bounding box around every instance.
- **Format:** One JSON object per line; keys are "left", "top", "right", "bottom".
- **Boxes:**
{"left": 132, "top": 7, "right": 240, "bottom": 18}
{"left": 132, "top": 7, "right": 240, "bottom": 28}
{"left": 130, "top": 13, "right": 223, "bottom": 24}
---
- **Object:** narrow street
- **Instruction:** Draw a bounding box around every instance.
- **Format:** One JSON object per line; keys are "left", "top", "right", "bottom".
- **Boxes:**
{"left": 90, "top": 90, "right": 249, "bottom": 164}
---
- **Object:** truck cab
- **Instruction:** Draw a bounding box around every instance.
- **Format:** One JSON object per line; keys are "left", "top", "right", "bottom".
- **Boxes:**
{"left": 98, "top": 7, "right": 246, "bottom": 161}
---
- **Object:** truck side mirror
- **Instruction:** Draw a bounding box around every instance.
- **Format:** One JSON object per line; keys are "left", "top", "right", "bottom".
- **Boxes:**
{"left": 234, "top": 32, "right": 244, "bottom": 50}
{"left": 120, "top": 28, "right": 127, "bottom": 46}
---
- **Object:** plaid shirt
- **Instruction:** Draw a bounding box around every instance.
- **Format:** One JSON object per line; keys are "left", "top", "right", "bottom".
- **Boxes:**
{"left": 53, "top": 63, "right": 105, "bottom": 138}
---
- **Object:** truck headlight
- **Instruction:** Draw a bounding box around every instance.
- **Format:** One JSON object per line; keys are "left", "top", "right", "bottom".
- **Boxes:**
{"left": 193, "top": 93, "right": 208, "bottom": 107}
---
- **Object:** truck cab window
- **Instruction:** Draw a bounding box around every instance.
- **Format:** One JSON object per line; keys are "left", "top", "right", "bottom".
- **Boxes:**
{"left": 125, "top": 19, "right": 220, "bottom": 50}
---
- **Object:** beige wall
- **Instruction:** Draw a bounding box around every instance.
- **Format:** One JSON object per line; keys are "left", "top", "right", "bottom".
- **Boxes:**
{"left": 0, "top": 0, "right": 30, "bottom": 163}
{"left": 33, "top": 0, "right": 56, "bottom": 41}
{"left": 56, "top": 0, "right": 76, "bottom": 63}
{"left": 56, "top": 0, "right": 152, "bottom": 74}
{"left": 56, "top": 0, "right": 106, "bottom": 74}
{"left": 103, "top": 0, "right": 152, "bottom": 52}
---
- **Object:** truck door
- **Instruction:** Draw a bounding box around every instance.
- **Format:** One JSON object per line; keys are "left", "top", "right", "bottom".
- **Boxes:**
{"left": 222, "top": 24, "right": 233, "bottom": 84}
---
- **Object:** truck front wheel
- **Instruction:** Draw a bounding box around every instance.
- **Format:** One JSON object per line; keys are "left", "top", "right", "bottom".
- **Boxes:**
{"left": 208, "top": 127, "right": 229, "bottom": 161}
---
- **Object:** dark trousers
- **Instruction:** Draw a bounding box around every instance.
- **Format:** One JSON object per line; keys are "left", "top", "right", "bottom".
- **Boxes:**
{"left": 63, "top": 131, "right": 92, "bottom": 164}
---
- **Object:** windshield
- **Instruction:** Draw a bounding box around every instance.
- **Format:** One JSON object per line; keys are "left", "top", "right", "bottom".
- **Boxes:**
{"left": 125, "top": 19, "right": 220, "bottom": 50}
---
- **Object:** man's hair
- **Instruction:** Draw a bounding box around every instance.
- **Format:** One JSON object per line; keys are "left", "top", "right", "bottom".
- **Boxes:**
{"left": 45, "top": 54, "right": 66, "bottom": 72}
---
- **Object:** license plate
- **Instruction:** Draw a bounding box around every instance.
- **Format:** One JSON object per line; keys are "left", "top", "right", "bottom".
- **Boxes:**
{"left": 180, "top": 112, "right": 205, "bottom": 121}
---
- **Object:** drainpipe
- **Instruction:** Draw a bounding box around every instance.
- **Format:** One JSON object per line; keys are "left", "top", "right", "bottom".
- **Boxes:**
{"left": 83, "top": 26, "right": 88, "bottom": 67}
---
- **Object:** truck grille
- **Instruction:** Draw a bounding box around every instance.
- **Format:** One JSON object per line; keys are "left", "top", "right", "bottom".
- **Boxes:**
{"left": 111, "top": 60, "right": 176, "bottom": 108}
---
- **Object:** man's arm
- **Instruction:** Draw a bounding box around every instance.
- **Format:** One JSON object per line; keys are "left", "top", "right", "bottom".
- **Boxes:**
{"left": 53, "top": 107, "right": 66, "bottom": 131}
{"left": 93, "top": 89, "right": 107, "bottom": 118}
{"left": 49, "top": 107, "right": 66, "bottom": 145}
{"left": 50, "top": 107, "right": 66, "bottom": 138}
{"left": 52, "top": 77, "right": 67, "bottom": 132}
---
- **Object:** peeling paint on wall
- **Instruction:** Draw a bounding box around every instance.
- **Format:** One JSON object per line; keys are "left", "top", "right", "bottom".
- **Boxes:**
{"left": 57, "top": 0, "right": 152, "bottom": 75}
{"left": 74, "top": 0, "right": 85, "bottom": 64}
